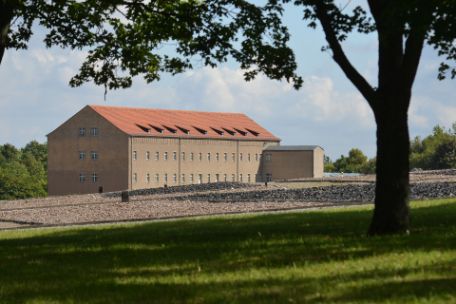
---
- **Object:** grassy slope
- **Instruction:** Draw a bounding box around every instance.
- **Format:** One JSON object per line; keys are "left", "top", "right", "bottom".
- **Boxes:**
{"left": 0, "top": 199, "right": 455, "bottom": 304}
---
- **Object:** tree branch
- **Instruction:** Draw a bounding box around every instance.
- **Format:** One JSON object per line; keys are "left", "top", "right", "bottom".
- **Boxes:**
{"left": 314, "top": 3, "right": 377, "bottom": 110}
{"left": 402, "top": 6, "right": 435, "bottom": 88}
{"left": 367, "top": 0, "right": 387, "bottom": 25}
{"left": 0, "top": 3, "right": 14, "bottom": 65}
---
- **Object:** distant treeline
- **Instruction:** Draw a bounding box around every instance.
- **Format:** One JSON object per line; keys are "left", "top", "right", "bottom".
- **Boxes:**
{"left": 0, "top": 141, "right": 47, "bottom": 200}
{"left": 325, "top": 123, "right": 456, "bottom": 174}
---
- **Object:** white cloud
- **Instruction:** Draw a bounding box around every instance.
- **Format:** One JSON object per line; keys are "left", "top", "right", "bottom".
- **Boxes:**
{"left": 435, "top": 104, "right": 456, "bottom": 127}
{"left": 1, "top": 25, "right": 455, "bottom": 160}
{"left": 409, "top": 96, "right": 431, "bottom": 129}
{"left": 290, "top": 76, "right": 374, "bottom": 126}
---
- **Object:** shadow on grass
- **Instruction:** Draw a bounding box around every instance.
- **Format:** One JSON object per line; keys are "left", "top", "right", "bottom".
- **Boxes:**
{"left": 0, "top": 199, "right": 455, "bottom": 303}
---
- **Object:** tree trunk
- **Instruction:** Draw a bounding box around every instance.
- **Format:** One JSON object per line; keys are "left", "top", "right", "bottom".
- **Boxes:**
{"left": 368, "top": 95, "right": 411, "bottom": 235}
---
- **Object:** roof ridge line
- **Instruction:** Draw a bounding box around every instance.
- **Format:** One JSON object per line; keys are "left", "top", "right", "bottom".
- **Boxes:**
{"left": 88, "top": 104, "right": 246, "bottom": 116}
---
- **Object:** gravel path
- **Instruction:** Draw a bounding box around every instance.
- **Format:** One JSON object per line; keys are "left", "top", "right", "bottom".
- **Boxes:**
{"left": 1, "top": 173, "right": 455, "bottom": 231}
{"left": 0, "top": 200, "right": 349, "bottom": 230}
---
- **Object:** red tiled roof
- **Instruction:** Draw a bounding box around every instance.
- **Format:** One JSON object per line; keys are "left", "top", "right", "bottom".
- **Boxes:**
{"left": 89, "top": 105, "right": 280, "bottom": 141}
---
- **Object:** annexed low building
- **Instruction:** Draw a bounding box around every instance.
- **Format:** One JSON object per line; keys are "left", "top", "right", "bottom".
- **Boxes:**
{"left": 47, "top": 105, "right": 324, "bottom": 195}
{"left": 260, "top": 145, "right": 324, "bottom": 181}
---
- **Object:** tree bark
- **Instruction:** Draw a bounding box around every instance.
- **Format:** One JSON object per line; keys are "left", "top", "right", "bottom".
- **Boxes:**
{"left": 368, "top": 93, "right": 411, "bottom": 235}
{"left": 0, "top": 1, "right": 16, "bottom": 65}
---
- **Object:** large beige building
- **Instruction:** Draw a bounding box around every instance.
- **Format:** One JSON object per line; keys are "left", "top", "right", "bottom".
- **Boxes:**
{"left": 47, "top": 105, "right": 323, "bottom": 195}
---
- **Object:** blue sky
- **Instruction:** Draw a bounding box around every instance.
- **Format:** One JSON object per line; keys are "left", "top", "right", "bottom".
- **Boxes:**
{"left": 0, "top": 2, "right": 455, "bottom": 159}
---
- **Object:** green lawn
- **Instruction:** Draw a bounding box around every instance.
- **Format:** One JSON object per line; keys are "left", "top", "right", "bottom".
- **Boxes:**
{"left": 0, "top": 199, "right": 455, "bottom": 304}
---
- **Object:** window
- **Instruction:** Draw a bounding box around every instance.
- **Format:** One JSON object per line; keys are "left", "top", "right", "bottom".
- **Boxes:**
{"left": 265, "top": 153, "right": 272, "bottom": 161}
{"left": 164, "top": 173, "right": 168, "bottom": 183}
{"left": 255, "top": 154, "right": 259, "bottom": 161}
{"left": 91, "top": 151, "right": 98, "bottom": 160}
{"left": 232, "top": 174, "right": 235, "bottom": 182}
{"left": 216, "top": 153, "right": 219, "bottom": 161}
{"left": 207, "top": 153, "right": 211, "bottom": 161}
{"left": 92, "top": 173, "right": 98, "bottom": 183}
{"left": 207, "top": 174, "right": 211, "bottom": 183}
{"left": 215, "top": 174, "right": 219, "bottom": 182}
{"left": 146, "top": 151, "right": 150, "bottom": 160}
{"left": 224, "top": 153, "right": 227, "bottom": 161}
{"left": 90, "top": 127, "right": 98, "bottom": 136}
{"left": 155, "top": 174, "right": 159, "bottom": 183}
{"left": 190, "top": 174, "right": 194, "bottom": 183}
{"left": 239, "top": 174, "right": 243, "bottom": 182}
{"left": 199, "top": 153, "right": 203, "bottom": 161}
{"left": 248, "top": 153, "right": 251, "bottom": 162}
{"left": 164, "top": 152, "right": 168, "bottom": 160}
{"left": 155, "top": 151, "right": 160, "bottom": 160}
{"left": 133, "top": 173, "right": 137, "bottom": 183}
{"left": 232, "top": 153, "right": 235, "bottom": 161}
{"left": 173, "top": 151, "right": 177, "bottom": 160}
{"left": 198, "top": 174, "right": 203, "bottom": 184}
{"left": 240, "top": 153, "right": 243, "bottom": 161}
{"left": 133, "top": 151, "right": 137, "bottom": 160}
{"left": 224, "top": 174, "right": 227, "bottom": 182}
{"left": 182, "top": 152, "right": 185, "bottom": 161}
{"left": 79, "top": 151, "right": 85, "bottom": 160}
{"left": 146, "top": 173, "right": 150, "bottom": 183}
{"left": 248, "top": 174, "right": 251, "bottom": 183}
{"left": 173, "top": 174, "right": 177, "bottom": 183}
{"left": 79, "top": 128, "right": 85, "bottom": 136}
{"left": 190, "top": 152, "right": 194, "bottom": 161}
{"left": 79, "top": 173, "right": 85, "bottom": 183}
{"left": 181, "top": 174, "right": 185, "bottom": 183}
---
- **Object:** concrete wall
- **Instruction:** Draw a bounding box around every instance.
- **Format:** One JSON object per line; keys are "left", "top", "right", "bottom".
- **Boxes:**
{"left": 313, "top": 147, "right": 324, "bottom": 178}
{"left": 47, "top": 106, "right": 129, "bottom": 195}
{"left": 260, "top": 149, "right": 324, "bottom": 180}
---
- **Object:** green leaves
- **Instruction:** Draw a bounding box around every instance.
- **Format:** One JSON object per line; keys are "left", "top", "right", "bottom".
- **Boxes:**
{"left": 410, "top": 123, "right": 456, "bottom": 170}
{"left": 0, "top": 141, "right": 47, "bottom": 200}
{"left": 3, "top": 0, "right": 303, "bottom": 90}
{"left": 3, "top": 0, "right": 456, "bottom": 91}
{"left": 332, "top": 148, "right": 372, "bottom": 174}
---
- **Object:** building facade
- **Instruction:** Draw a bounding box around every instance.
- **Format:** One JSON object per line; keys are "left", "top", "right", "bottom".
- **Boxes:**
{"left": 260, "top": 146, "right": 325, "bottom": 181}
{"left": 47, "top": 105, "right": 324, "bottom": 195}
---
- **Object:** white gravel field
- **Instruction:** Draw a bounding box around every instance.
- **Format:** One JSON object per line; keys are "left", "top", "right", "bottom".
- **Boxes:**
{"left": 1, "top": 170, "right": 455, "bottom": 230}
